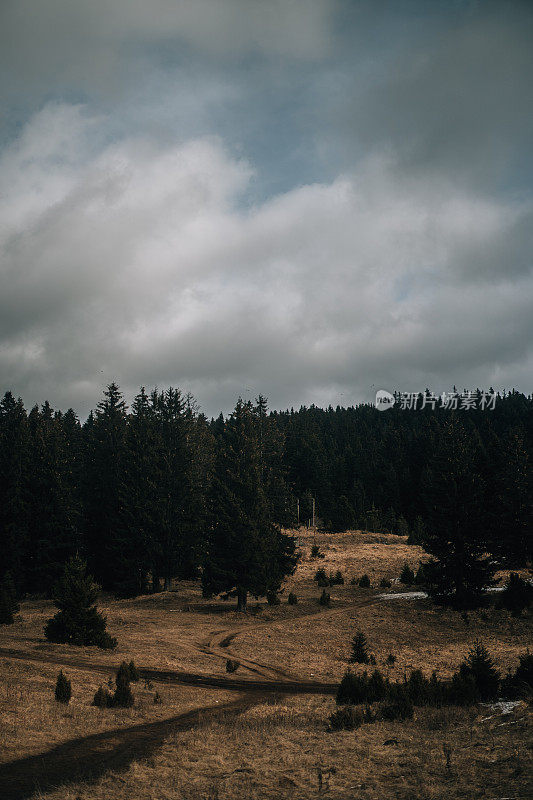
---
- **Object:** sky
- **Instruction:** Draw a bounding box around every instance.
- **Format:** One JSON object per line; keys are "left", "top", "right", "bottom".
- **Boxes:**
{"left": 1, "top": 0, "right": 532, "bottom": 419}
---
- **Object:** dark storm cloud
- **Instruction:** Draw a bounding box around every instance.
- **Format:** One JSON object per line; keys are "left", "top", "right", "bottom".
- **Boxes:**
{"left": 0, "top": 1, "right": 531, "bottom": 418}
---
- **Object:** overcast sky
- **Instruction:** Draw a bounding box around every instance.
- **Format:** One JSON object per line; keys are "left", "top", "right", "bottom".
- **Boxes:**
{"left": 1, "top": 0, "right": 532, "bottom": 419}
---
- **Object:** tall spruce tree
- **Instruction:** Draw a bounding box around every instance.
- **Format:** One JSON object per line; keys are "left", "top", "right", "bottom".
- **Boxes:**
{"left": 82, "top": 383, "right": 127, "bottom": 590}
{"left": 421, "top": 417, "right": 495, "bottom": 608}
{"left": 202, "top": 399, "right": 298, "bottom": 610}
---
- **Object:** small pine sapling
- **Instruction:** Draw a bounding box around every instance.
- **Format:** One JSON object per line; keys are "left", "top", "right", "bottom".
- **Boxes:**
{"left": 358, "top": 574, "right": 371, "bottom": 588}
{"left": 400, "top": 563, "right": 415, "bottom": 585}
{"left": 54, "top": 670, "right": 71, "bottom": 704}
{"left": 350, "top": 632, "right": 370, "bottom": 664}
{"left": 319, "top": 589, "right": 331, "bottom": 606}
{"left": 288, "top": 592, "right": 298, "bottom": 605}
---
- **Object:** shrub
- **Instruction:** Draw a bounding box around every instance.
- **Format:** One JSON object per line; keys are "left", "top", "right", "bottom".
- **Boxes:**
{"left": 111, "top": 662, "right": 134, "bottom": 707}
{"left": 330, "top": 570, "right": 344, "bottom": 586}
{"left": 287, "top": 592, "right": 298, "bottom": 605}
{"left": 311, "top": 544, "right": 324, "bottom": 559}
{"left": 515, "top": 651, "right": 533, "bottom": 688}
{"left": 92, "top": 686, "right": 112, "bottom": 707}
{"left": 350, "top": 632, "right": 370, "bottom": 664}
{"left": 501, "top": 651, "right": 533, "bottom": 699}
{"left": 266, "top": 591, "right": 281, "bottom": 606}
{"left": 415, "top": 562, "right": 428, "bottom": 586}
{"left": 380, "top": 697, "right": 414, "bottom": 721}
{"left": 44, "top": 555, "right": 117, "bottom": 649}
{"left": 358, "top": 574, "right": 371, "bottom": 588}
{"left": 380, "top": 578, "right": 392, "bottom": 589}
{"left": 496, "top": 573, "right": 533, "bottom": 616}
{"left": 154, "top": 691, "right": 163, "bottom": 704}
{"left": 226, "top": 659, "right": 240, "bottom": 673}
{"left": 400, "top": 563, "right": 415, "bottom": 585}
{"left": 459, "top": 642, "right": 500, "bottom": 701}
{"left": 314, "top": 568, "right": 329, "bottom": 587}
{"left": 128, "top": 660, "right": 139, "bottom": 682}
{"left": 386, "top": 653, "right": 396, "bottom": 666}
{"left": 319, "top": 589, "right": 331, "bottom": 606}
{"left": 54, "top": 670, "right": 71, "bottom": 704}
{"left": 328, "top": 705, "right": 364, "bottom": 731}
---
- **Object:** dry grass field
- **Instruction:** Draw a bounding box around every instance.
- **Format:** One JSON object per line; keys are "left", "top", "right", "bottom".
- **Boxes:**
{"left": 1, "top": 530, "right": 531, "bottom": 800}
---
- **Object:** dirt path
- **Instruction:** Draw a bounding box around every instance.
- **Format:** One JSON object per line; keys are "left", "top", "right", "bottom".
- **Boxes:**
{"left": 0, "top": 592, "right": 378, "bottom": 799}
{"left": 0, "top": 692, "right": 269, "bottom": 800}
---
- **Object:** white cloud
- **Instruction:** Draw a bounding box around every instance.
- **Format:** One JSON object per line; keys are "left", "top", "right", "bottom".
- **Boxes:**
{"left": 1, "top": 102, "right": 531, "bottom": 416}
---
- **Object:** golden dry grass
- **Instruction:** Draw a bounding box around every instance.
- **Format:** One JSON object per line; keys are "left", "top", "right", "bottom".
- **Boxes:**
{"left": 1, "top": 529, "right": 531, "bottom": 800}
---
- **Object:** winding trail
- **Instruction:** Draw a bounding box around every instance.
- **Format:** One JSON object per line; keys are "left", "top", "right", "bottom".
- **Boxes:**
{"left": 0, "top": 591, "right": 380, "bottom": 798}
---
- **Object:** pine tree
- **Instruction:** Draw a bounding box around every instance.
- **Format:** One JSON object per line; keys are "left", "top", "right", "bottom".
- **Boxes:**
{"left": 82, "top": 384, "right": 127, "bottom": 590}
{"left": 44, "top": 555, "right": 117, "bottom": 648}
{"left": 111, "top": 662, "right": 134, "bottom": 707}
{"left": 202, "top": 399, "right": 298, "bottom": 610}
{"left": 350, "top": 632, "right": 370, "bottom": 664}
{"left": 421, "top": 418, "right": 495, "bottom": 609}
{"left": 54, "top": 670, "right": 72, "bottom": 703}
{"left": 459, "top": 642, "right": 500, "bottom": 701}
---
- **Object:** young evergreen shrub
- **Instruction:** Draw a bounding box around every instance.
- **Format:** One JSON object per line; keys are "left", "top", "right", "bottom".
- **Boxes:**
{"left": 350, "top": 632, "right": 370, "bottom": 664}
{"left": 514, "top": 651, "right": 533, "bottom": 688}
{"left": 226, "top": 659, "right": 240, "bottom": 673}
{"left": 380, "top": 578, "right": 392, "bottom": 589}
{"left": 111, "top": 662, "right": 134, "bottom": 707}
{"left": 501, "top": 651, "right": 533, "bottom": 699}
{"left": 153, "top": 691, "right": 163, "bottom": 704}
{"left": 287, "top": 592, "right": 298, "bottom": 605}
{"left": 314, "top": 568, "right": 329, "bottom": 587}
{"left": 386, "top": 653, "right": 396, "bottom": 666}
{"left": 128, "top": 660, "right": 140, "bottom": 682}
{"left": 328, "top": 705, "right": 364, "bottom": 731}
{"left": 92, "top": 686, "right": 112, "bottom": 707}
{"left": 415, "top": 563, "right": 428, "bottom": 586}
{"left": 311, "top": 545, "right": 324, "bottom": 559}
{"left": 496, "top": 573, "right": 533, "bottom": 616}
{"left": 358, "top": 574, "right": 371, "bottom": 588}
{"left": 399, "top": 563, "right": 415, "bottom": 585}
{"left": 380, "top": 697, "right": 414, "bottom": 721}
{"left": 459, "top": 642, "right": 500, "bottom": 701}
{"left": 44, "top": 555, "right": 117, "bottom": 649}
{"left": 336, "top": 671, "right": 369, "bottom": 705}
{"left": 266, "top": 590, "right": 281, "bottom": 606}
{"left": 330, "top": 570, "right": 344, "bottom": 586}
{"left": 319, "top": 589, "right": 331, "bottom": 606}
{"left": 54, "top": 670, "right": 71, "bottom": 704}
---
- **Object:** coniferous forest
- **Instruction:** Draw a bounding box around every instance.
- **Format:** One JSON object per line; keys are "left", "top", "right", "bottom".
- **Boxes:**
{"left": 0, "top": 384, "right": 531, "bottom": 607}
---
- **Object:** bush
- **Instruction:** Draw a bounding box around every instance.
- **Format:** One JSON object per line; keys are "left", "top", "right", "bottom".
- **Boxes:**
{"left": 287, "top": 592, "right": 298, "bottom": 605}
{"left": 111, "top": 662, "right": 134, "bottom": 707}
{"left": 328, "top": 705, "right": 364, "bottom": 731}
{"left": 386, "top": 653, "right": 396, "bottom": 666}
{"left": 314, "top": 567, "right": 329, "bottom": 587}
{"left": 266, "top": 591, "right": 281, "bottom": 606}
{"left": 154, "top": 691, "right": 163, "bottom": 704}
{"left": 350, "top": 632, "right": 370, "bottom": 664}
{"left": 311, "top": 544, "right": 324, "bottom": 559}
{"left": 92, "top": 685, "right": 112, "bottom": 707}
{"left": 319, "top": 589, "right": 331, "bottom": 606}
{"left": 400, "top": 563, "right": 415, "bottom": 585}
{"left": 358, "top": 574, "right": 371, "bottom": 588}
{"left": 415, "top": 562, "right": 428, "bottom": 586}
{"left": 496, "top": 573, "right": 533, "bottom": 616}
{"left": 330, "top": 570, "right": 344, "bottom": 586}
{"left": 380, "top": 697, "right": 414, "bottom": 721}
{"left": 458, "top": 641, "right": 500, "bottom": 701}
{"left": 226, "top": 659, "right": 240, "bottom": 673}
{"left": 501, "top": 651, "right": 533, "bottom": 699}
{"left": 128, "top": 660, "right": 139, "bottom": 682}
{"left": 44, "top": 556, "right": 117, "bottom": 649}
{"left": 54, "top": 670, "right": 71, "bottom": 704}
{"left": 380, "top": 578, "right": 392, "bottom": 589}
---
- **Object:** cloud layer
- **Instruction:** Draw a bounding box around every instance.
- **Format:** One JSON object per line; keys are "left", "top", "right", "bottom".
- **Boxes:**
{"left": 0, "top": 2, "right": 532, "bottom": 417}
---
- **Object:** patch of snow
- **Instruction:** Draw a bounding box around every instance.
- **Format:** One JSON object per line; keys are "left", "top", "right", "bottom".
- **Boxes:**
{"left": 479, "top": 700, "right": 522, "bottom": 722}
{"left": 378, "top": 591, "right": 428, "bottom": 601}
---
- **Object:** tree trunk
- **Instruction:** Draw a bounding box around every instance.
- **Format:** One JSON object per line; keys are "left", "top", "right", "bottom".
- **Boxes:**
{"left": 164, "top": 576, "right": 172, "bottom": 591}
{"left": 236, "top": 588, "right": 247, "bottom": 612}
{"left": 152, "top": 575, "right": 161, "bottom": 593}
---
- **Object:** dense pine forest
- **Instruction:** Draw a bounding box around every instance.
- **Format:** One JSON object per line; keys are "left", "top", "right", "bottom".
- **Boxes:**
{"left": 0, "top": 385, "right": 531, "bottom": 606}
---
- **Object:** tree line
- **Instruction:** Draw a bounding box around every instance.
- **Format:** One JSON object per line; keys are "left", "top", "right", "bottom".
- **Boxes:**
{"left": 0, "top": 384, "right": 531, "bottom": 608}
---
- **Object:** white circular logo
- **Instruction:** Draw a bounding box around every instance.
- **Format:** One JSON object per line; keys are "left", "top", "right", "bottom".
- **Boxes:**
{"left": 375, "top": 390, "right": 395, "bottom": 411}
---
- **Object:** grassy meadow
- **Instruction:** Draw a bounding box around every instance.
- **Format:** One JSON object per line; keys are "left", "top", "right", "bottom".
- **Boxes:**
{"left": 0, "top": 530, "right": 531, "bottom": 799}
